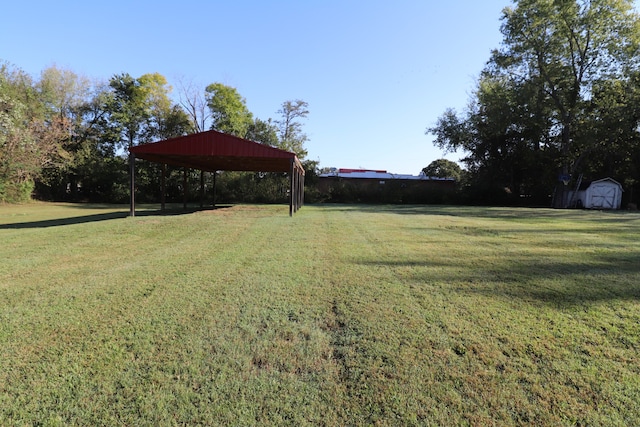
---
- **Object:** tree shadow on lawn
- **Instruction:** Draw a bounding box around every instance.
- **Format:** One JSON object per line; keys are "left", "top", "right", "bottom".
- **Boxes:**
{"left": 409, "top": 224, "right": 640, "bottom": 244}
{"left": 0, "top": 206, "right": 232, "bottom": 229}
{"left": 318, "top": 203, "right": 640, "bottom": 222}
{"left": 356, "top": 251, "right": 640, "bottom": 306}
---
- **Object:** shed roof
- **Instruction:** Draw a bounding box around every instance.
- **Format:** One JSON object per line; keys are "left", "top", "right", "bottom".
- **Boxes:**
{"left": 129, "top": 129, "right": 303, "bottom": 174}
{"left": 590, "top": 177, "right": 622, "bottom": 188}
{"left": 577, "top": 177, "right": 623, "bottom": 191}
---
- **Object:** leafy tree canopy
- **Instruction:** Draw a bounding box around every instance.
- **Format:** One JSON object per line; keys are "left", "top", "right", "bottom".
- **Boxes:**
{"left": 205, "top": 83, "right": 253, "bottom": 137}
{"left": 422, "top": 159, "right": 462, "bottom": 181}
{"left": 428, "top": 0, "right": 640, "bottom": 206}
{"left": 1, "top": 63, "right": 73, "bottom": 201}
{"left": 0, "top": 59, "right": 314, "bottom": 204}
{"left": 246, "top": 118, "right": 279, "bottom": 146}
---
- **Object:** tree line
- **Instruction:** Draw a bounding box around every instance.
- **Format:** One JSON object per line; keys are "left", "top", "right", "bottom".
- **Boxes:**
{"left": 0, "top": 63, "right": 315, "bottom": 204}
{"left": 5, "top": 0, "right": 640, "bottom": 208}
{"left": 428, "top": 0, "right": 640, "bottom": 207}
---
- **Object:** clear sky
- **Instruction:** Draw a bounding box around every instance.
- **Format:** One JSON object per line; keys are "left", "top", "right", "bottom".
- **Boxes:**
{"left": 2, "top": 0, "right": 511, "bottom": 174}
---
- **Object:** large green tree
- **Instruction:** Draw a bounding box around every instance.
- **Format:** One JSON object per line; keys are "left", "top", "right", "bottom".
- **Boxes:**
{"left": 430, "top": 0, "right": 640, "bottom": 206}
{"left": 581, "top": 71, "right": 640, "bottom": 199}
{"left": 430, "top": 71, "right": 556, "bottom": 203}
{"left": 0, "top": 91, "right": 39, "bottom": 201}
{"left": 38, "top": 65, "right": 91, "bottom": 121}
{"left": 0, "top": 63, "right": 72, "bottom": 201}
{"left": 101, "top": 73, "right": 190, "bottom": 203}
{"left": 500, "top": 0, "right": 640, "bottom": 206}
{"left": 246, "top": 118, "right": 279, "bottom": 146}
{"left": 204, "top": 83, "right": 253, "bottom": 137}
{"left": 105, "top": 73, "right": 150, "bottom": 150}
{"left": 34, "top": 66, "right": 95, "bottom": 197}
{"left": 106, "top": 72, "right": 183, "bottom": 150}
{"left": 422, "top": 159, "right": 463, "bottom": 181}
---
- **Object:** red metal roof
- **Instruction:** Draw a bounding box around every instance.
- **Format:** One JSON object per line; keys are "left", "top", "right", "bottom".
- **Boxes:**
{"left": 129, "top": 129, "right": 303, "bottom": 173}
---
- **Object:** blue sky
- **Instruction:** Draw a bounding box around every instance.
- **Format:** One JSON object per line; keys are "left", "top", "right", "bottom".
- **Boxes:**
{"left": 2, "top": 1, "right": 512, "bottom": 174}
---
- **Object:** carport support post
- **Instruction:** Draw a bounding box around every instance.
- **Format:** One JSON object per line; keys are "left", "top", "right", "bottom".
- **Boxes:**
{"left": 212, "top": 171, "right": 217, "bottom": 207}
{"left": 200, "top": 170, "right": 205, "bottom": 208}
{"left": 289, "top": 160, "right": 294, "bottom": 216}
{"left": 301, "top": 173, "right": 305, "bottom": 208}
{"left": 295, "top": 168, "right": 300, "bottom": 213}
{"left": 129, "top": 152, "right": 135, "bottom": 217}
{"left": 298, "top": 171, "right": 304, "bottom": 211}
{"left": 183, "top": 168, "right": 188, "bottom": 210}
{"left": 161, "top": 163, "right": 166, "bottom": 211}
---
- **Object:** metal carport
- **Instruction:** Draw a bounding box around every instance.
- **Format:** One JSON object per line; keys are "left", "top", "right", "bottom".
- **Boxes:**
{"left": 128, "top": 129, "right": 305, "bottom": 216}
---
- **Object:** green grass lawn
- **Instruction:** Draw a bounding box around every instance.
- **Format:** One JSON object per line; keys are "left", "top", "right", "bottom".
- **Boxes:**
{"left": 1, "top": 202, "right": 639, "bottom": 426}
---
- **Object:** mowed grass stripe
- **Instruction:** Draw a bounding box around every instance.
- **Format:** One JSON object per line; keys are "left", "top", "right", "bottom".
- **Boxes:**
{"left": 0, "top": 205, "right": 347, "bottom": 425}
{"left": 0, "top": 203, "right": 639, "bottom": 425}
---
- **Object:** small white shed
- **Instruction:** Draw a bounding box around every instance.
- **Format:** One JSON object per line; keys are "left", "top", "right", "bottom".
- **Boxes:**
{"left": 573, "top": 178, "right": 623, "bottom": 209}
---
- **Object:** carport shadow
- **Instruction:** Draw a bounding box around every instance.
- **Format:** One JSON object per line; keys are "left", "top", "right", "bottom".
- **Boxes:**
{"left": 0, "top": 206, "right": 232, "bottom": 229}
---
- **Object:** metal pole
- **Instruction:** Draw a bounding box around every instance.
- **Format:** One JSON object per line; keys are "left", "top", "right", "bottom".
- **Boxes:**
{"left": 183, "top": 168, "right": 188, "bottom": 210}
{"left": 213, "top": 171, "right": 217, "bottom": 208}
{"left": 129, "top": 153, "right": 135, "bottom": 217}
{"left": 289, "top": 160, "right": 294, "bottom": 217}
{"left": 301, "top": 173, "right": 305, "bottom": 208}
{"left": 299, "top": 170, "right": 302, "bottom": 211}
{"left": 294, "top": 168, "right": 299, "bottom": 213}
{"left": 161, "top": 163, "right": 166, "bottom": 211}
{"left": 200, "top": 170, "right": 205, "bottom": 208}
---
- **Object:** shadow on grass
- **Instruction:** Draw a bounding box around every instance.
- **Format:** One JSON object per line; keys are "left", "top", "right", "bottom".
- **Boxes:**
{"left": 317, "top": 203, "right": 640, "bottom": 222}
{"left": 0, "top": 206, "right": 232, "bottom": 229}
{"left": 356, "top": 250, "right": 640, "bottom": 305}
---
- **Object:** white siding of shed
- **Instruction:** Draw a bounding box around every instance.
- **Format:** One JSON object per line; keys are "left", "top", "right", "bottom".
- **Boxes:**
{"left": 569, "top": 178, "right": 623, "bottom": 209}
{"left": 586, "top": 180, "right": 622, "bottom": 209}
